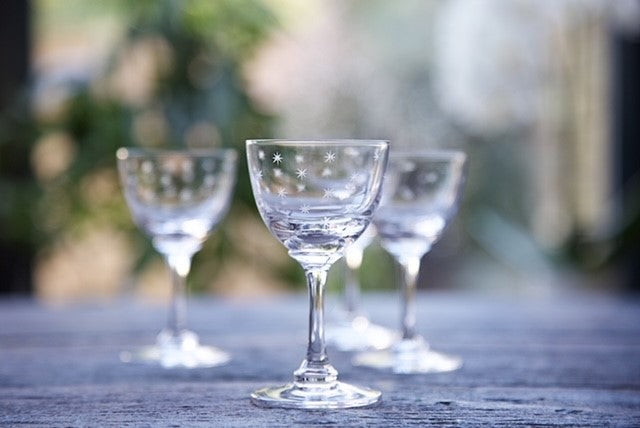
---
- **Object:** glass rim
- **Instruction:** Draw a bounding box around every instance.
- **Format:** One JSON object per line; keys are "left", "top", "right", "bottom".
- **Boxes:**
{"left": 390, "top": 149, "right": 466, "bottom": 162}
{"left": 246, "top": 139, "right": 389, "bottom": 147}
{"left": 116, "top": 147, "right": 237, "bottom": 160}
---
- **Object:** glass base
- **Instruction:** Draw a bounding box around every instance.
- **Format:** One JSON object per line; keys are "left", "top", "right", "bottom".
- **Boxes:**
{"left": 251, "top": 359, "right": 381, "bottom": 409}
{"left": 325, "top": 315, "right": 397, "bottom": 352}
{"left": 119, "top": 329, "right": 231, "bottom": 369}
{"left": 352, "top": 336, "right": 462, "bottom": 374}
{"left": 251, "top": 381, "right": 381, "bottom": 409}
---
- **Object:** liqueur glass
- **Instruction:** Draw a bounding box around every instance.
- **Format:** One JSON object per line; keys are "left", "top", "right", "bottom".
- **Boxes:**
{"left": 353, "top": 150, "right": 467, "bottom": 374}
{"left": 247, "top": 139, "right": 388, "bottom": 409}
{"left": 117, "top": 147, "right": 237, "bottom": 368}
{"left": 325, "top": 225, "right": 397, "bottom": 352}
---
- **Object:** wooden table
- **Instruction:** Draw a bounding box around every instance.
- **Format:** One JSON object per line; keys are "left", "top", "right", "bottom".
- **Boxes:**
{"left": 1, "top": 292, "right": 639, "bottom": 426}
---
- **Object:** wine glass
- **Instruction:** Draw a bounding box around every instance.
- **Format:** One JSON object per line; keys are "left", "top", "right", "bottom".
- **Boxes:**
{"left": 325, "top": 225, "right": 397, "bottom": 352}
{"left": 353, "top": 150, "right": 467, "bottom": 374}
{"left": 116, "top": 147, "right": 237, "bottom": 368}
{"left": 246, "top": 139, "right": 388, "bottom": 409}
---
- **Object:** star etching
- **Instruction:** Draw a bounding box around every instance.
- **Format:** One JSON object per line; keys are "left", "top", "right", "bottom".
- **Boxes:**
{"left": 258, "top": 150, "right": 265, "bottom": 160}
{"left": 277, "top": 187, "right": 288, "bottom": 198}
{"left": 255, "top": 170, "right": 263, "bottom": 180}
{"left": 323, "top": 188, "right": 333, "bottom": 198}
{"left": 296, "top": 168, "right": 307, "bottom": 180}
{"left": 322, "top": 217, "right": 331, "bottom": 229}
{"left": 321, "top": 167, "right": 332, "bottom": 177}
{"left": 295, "top": 154, "right": 304, "bottom": 163}
{"left": 301, "top": 204, "right": 310, "bottom": 214}
{"left": 272, "top": 152, "right": 283, "bottom": 164}
{"left": 273, "top": 168, "right": 283, "bottom": 177}
{"left": 373, "top": 150, "right": 380, "bottom": 161}
{"left": 324, "top": 150, "right": 336, "bottom": 163}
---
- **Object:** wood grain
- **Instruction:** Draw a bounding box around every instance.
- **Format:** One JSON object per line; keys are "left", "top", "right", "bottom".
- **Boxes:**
{"left": 1, "top": 293, "right": 639, "bottom": 427}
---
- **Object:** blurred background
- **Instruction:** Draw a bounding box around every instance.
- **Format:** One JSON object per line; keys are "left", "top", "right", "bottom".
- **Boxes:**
{"left": 1, "top": 0, "right": 639, "bottom": 303}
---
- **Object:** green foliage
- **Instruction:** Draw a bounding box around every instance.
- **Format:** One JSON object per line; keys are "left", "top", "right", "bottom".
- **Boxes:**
{"left": 0, "top": 0, "right": 307, "bottom": 293}
{"left": 0, "top": 96, "right": 42, "bottom": 245}
{"left": 360, "top": 243, "right": 396, "bottom": 290}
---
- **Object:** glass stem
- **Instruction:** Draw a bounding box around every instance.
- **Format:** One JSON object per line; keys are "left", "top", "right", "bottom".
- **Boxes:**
{"left": 166, "top": 254, "right": 191, "bottom": 336}
{"left": 344, "top": 249, "right": 363, "bottom": 316}
{"left": 398, "top": 256, "right": 421, "bottom": 340}
{"left": 306, "top": 269, "right": 329, "bottom": 364}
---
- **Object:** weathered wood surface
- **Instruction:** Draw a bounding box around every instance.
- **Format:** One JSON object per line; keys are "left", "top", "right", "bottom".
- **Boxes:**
{"left": 1, "top": 292, "right": 639, "bottom": 427}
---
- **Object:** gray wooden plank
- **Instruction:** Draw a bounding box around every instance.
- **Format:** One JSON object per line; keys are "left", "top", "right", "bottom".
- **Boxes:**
{"left": 0, "top": 292, "right": 639, "bottom": 426}
{"left": 1, "top": 383, "right": 639, "bottom": 427}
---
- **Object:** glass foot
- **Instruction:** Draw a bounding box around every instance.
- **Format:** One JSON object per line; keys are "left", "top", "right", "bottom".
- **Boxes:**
{"left": 326, "top": 315, "right": 398, "bottom": 352}
{"left": 252, "top": 359, "right": 381, "bottom": 409}
{"left": 120, "top": 329, "right": 231, "bottom": 369}
{"left": 251, "top": 381, "right": 381, "bottom": 409}
{"left": 352, "top": 336, "right": 462, "bottom": 374}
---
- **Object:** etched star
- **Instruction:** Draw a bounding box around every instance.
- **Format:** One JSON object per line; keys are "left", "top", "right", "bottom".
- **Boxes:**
{"left": 324, "top": 151, "right": 336, "bottom": 163}
{"left": 322, "top": 217, "right": 331, "bottom": 229}
{"left": 277, "top": 187, "right": 287, "bottom": 198}
{"left": 273, "top": 168, "right": 283, "bottom": 177}
{"left": 296, "top": 183, "right": 306, "bottom": 192}
{"left": 323, "top": 188, "right": 332, "bottom": 198}
{"left": 295, "top": 154, "right": 304, "bottom": 163}
{"left": 321, "top": 167, "right": 332, "bottom": 177}
{"left": 373, "top": 151, "right": 380, "bottom": 161}
{"left": 349, "top": 172, "right": 360, "bottom": 182}
{"left": 301, "top": 204, "right": 310, "bottom": 214}
{"left": 258, "top": 150, "right": 265, "bottom": 160}
{"left": 255, "top": 170, "right": 263, "bottom": 180}
{"left": 272, "top": 152, "right": 283, "bottom": 164}
{"left": 296, "top": 168, "right": 307, "bottom": 179}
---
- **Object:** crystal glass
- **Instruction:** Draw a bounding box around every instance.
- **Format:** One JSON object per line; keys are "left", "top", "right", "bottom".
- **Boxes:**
{"left": 353, "top": 150, "right": 467, "bottom": 374}
{"left": 116, "top": 147, "right": 237, "bottom": 368}
{"left": 325, "top": 225, "right": 397, "bottom": 352}
{"left": 247, "top": 139, "right": 388, "bottom": 409}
